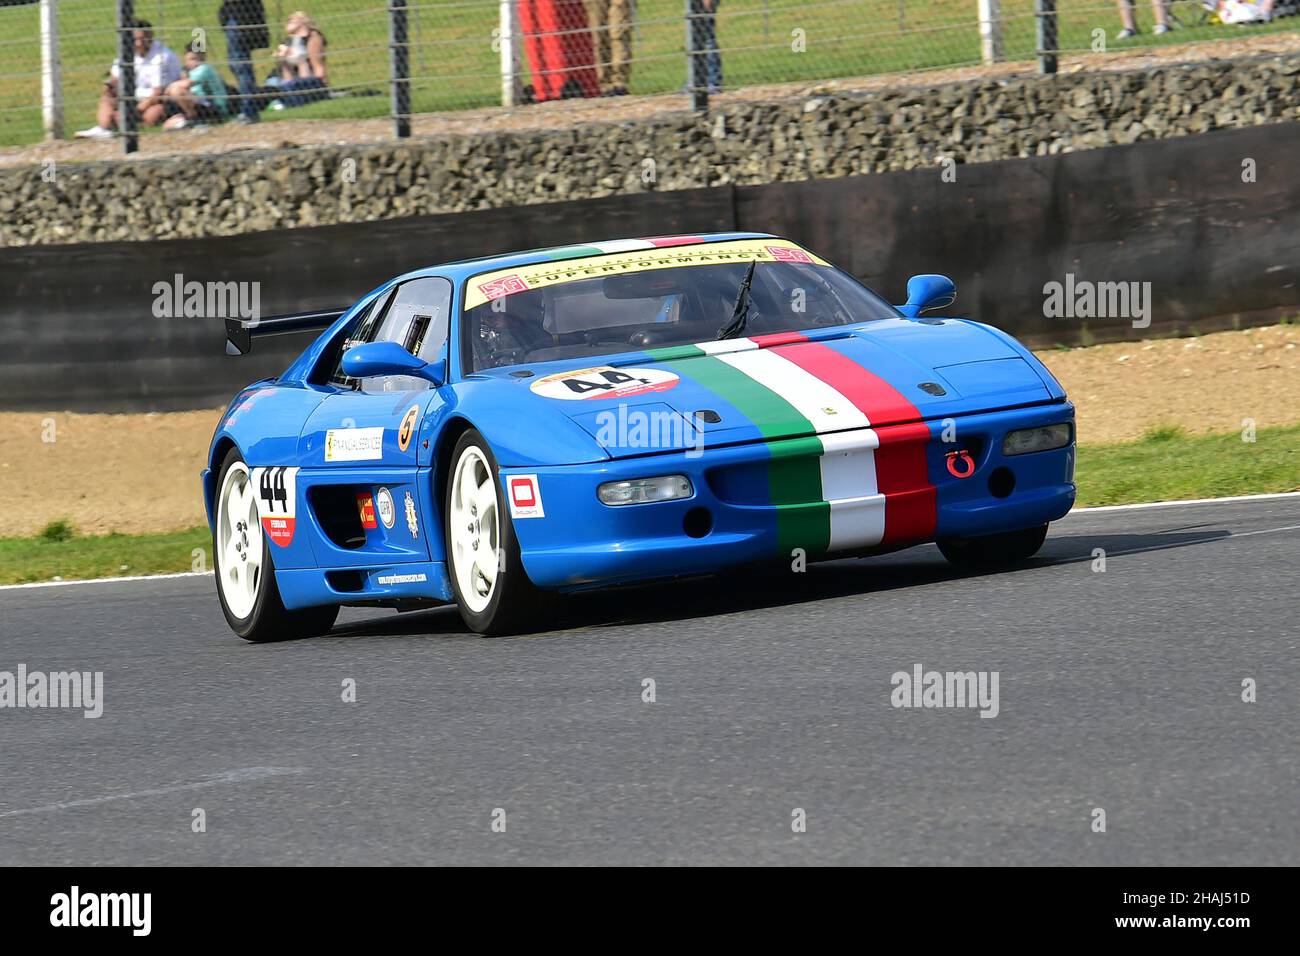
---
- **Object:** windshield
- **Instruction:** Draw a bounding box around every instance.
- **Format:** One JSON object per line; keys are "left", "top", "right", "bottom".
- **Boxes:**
{"left": 463, "top": 239, "right": 899, "bottom": 372}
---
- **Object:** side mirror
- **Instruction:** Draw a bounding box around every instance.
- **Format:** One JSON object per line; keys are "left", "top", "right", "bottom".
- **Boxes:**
{"left": 898, "top": 274, "right": 956, "bottom": 318}
{"left": 341, "top": 341, "right": 444, "bottom": 386}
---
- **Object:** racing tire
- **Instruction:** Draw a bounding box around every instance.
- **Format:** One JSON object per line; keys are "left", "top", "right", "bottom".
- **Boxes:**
{"left": 213, "top": 447, "right": 340, "bottom": 642}
{"left": 937, "top": 523, "right": 1049, "bottom": 569}
{"left": 444, "top": 429, "right": 559, "bottom": 636}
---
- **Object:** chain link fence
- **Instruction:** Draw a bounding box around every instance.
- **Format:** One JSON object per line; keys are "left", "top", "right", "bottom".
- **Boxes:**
{"left": 1, "top": 0, "right": 1297, "bottom": 150}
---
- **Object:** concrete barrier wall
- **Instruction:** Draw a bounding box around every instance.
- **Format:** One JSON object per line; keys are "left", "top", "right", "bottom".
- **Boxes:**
{"left": 2, "top": 121, "right": 1297, "bottom": 411}
{"left": 0, "top": 188, "right": 734, "bottom": 411}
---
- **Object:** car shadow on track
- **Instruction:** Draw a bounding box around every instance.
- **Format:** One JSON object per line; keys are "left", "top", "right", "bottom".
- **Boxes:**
{"left": 322, "top": 526, "right": 1231, "bottom": 640}
{"left": 558, "top": 527, "right": 1232, "bottom": 632}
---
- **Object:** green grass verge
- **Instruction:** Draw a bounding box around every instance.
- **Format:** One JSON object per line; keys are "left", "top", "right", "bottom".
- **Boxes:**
{"left": 1073, "top": 422, "right": 1300, "bottom": 507}
{"left": 0, "top": 526, "right": 210, "bottom": 586}
{"left": 2, "top": 0, "right": 1297, "bottom": 148}
{"left": 0, "top": 423, "right": 1294, "bottom": 585}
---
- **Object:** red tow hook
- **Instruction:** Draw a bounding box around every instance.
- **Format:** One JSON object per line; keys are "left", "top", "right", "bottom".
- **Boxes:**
{"left": 945, "top": 449, "right": 975, "bottom": 479}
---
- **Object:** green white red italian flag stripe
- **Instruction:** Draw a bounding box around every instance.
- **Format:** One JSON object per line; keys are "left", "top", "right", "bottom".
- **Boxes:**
{"left": 647, "top": 335, "right": 937, "bottom": 556}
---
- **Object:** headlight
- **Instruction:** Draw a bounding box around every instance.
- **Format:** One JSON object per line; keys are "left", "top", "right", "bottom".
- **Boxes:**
{"left": 598, "top": 475, "right": 693, "bottom": 506}
{"left": 1002, "top": 423, "right": 1072, "bottom": 456}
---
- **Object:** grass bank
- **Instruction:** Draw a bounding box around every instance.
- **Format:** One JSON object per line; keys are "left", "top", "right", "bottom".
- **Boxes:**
{"left": 0, "top": 524, "right": 210, "bottom": 586}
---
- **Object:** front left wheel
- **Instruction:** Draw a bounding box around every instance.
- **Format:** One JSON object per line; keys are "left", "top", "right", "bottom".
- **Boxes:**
{"left": 213, "top": 448, "right": 339, "bottom": 642}
{"left": 445, "top": 429, "right": 558, "bottom": 636}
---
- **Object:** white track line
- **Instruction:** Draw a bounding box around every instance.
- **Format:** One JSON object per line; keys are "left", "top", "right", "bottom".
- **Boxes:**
{"left": 0, "top": 570, "right": 211, "bottom": 592}
{"left": 1075, "top": 524, "right": 1300, "bottom": 563}
{"left": 1, "top": 492, "right": 1296, "bottom": 593}
{"left": 0, "top": 767, "right": 307, "bottom": 819}
{"left": 1068, "top": 491, "right": 1300, "bottom": 515}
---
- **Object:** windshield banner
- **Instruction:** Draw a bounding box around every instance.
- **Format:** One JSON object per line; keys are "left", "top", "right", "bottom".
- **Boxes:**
{"left": 463, "top": 238, "right": 830, "bottom": 311}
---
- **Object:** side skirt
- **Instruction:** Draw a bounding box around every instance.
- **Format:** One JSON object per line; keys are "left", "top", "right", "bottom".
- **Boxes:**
{"left": 275, "top": 562, "right": 454, "bottom": 610}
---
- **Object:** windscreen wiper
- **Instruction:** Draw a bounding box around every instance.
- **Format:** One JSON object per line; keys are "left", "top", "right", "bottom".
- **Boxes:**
{"left": 715, "top": 259, "right": 757, "bottom": 340}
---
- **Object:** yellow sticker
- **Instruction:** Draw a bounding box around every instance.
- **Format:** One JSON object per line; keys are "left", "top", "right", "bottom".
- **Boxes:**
{"left": 462, "top": 239, "right": 828, "bottom": 311}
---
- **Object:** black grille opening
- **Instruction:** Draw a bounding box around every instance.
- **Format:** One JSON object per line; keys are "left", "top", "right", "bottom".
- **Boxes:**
{"left": 683, "top": 507, "right": 713, "bottom": 539}
{"left": 326, "top": 570, "right": 366, "bottom": 593}
{"left": 989, "top": 467, "right": 1016, "bottom": 499}
{"left": 310, "top": 485, "right": 367, "bottom": 550}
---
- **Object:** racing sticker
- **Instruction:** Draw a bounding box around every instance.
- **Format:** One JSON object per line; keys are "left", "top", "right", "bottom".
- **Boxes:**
{"left": 325, "top": 426, "right": 384, "bottom": 462}
{"left": 530, "top": 366, "right": 680, "bottom": 401}
{"left": 251, "top": 466, "right": 299, "bottom": 547}
{"left": 223, "top": 387, "right": 274, "bottom": 428}
{"left": 356, "top": 492, "right": 378, "bottom": 529}
{"left": 404, "top": 491, "right": 419, "bottom": 539}
{"left": 376, "top": 487, "right": 396, "bottom": 529}
{"left": 478, "top": 274, "right": 530, "bottom": 301}
{"left": 397, "top": 404, "right": 420, "bottom": 453}
{"left": 377, "top": 572, "right": 428, "bottom": 586}
{"left": 767, "top": 245, "right": 813, "bottom": 263}
{"left": 507, "top": 475, "right": 545, "bottom": 519}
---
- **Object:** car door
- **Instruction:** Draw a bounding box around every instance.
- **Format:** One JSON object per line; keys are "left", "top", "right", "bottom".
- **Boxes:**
{"left": 298, "top": 276, "right": 453, "bottom": 569}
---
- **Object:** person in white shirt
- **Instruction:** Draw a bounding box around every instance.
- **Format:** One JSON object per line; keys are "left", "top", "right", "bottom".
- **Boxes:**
{"left": 76, "top": 21, "right": 182, "bottom": 138}
{"left": 1218, "top": 0, "right": 1277, "bottom": 22}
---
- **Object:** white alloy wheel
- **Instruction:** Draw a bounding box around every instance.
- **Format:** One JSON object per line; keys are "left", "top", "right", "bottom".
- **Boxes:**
{"left": 216, "top": 461, "right": 264, "bottom": 620}
{"left": 448, "top": 444, "right": 501, "bottom": 613}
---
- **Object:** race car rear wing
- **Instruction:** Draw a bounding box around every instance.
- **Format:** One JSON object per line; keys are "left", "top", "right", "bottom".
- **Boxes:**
{"left": 224, "top": 309, "right": 348, "bottom": 355}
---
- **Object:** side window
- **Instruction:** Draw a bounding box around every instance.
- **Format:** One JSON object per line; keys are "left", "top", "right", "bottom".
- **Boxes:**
{"left": 360, "top": 277, "right": 453, "bottom": 394}
{"left": 327, "top": 288, "right": 394, "bottom": 388}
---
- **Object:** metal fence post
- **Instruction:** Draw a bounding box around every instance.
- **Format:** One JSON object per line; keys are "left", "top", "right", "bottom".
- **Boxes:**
{"left": 1036, "top": 0, "right": 1057, "bottom": 75}
{"left": 390, "top": 0, "right": 411, "bottom": 138}
{"left": 499, "top": 0, "right": 522, "bottom": 107}
{"left": 685, "top": 0, "right": 707, "bottom": 115}
{"left": 117, "top": 0, "right": 137, "bottom": 153}
{"left": 40, "top": 0, "right": 63, "bottom": 140}
{"left": 977, "top": 0, "right": 1003, "bottom": 65}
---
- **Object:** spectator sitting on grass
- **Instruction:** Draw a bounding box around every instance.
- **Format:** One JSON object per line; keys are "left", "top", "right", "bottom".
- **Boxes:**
{"left": 265, "top": 10, "right": 329, "bottom": 109}
{"left": 162, "top": 43, "right": 231, "bottom": 130}
{"left": 1115, "top": 0, "right": 1170, "bottom": 37}
{"left": 76, "top": 20, "right": 182, "bottom": 138}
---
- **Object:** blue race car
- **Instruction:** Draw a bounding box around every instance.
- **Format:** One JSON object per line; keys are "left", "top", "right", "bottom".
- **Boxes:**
{"left": 205, "top": 233, "right": 1075, "bottom": 639}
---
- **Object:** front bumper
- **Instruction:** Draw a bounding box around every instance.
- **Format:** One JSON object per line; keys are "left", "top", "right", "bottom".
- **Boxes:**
{"left": 507, "top": 402, "right": 1076, "bottom": 591}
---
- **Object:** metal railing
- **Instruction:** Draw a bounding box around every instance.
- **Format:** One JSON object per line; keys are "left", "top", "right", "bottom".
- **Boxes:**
{"left": 0, "top": 0, "right": 1295, "bottom": 152}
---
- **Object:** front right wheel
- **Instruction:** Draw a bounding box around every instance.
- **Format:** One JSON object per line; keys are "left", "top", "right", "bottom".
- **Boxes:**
{"left": 445, "top": 429, "right": 558, "bottom": 636}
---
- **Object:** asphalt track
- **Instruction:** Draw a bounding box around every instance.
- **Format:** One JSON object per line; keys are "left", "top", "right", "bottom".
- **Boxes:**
{"left": 1, "top": 496, "right": 1296, "bottom": 866}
